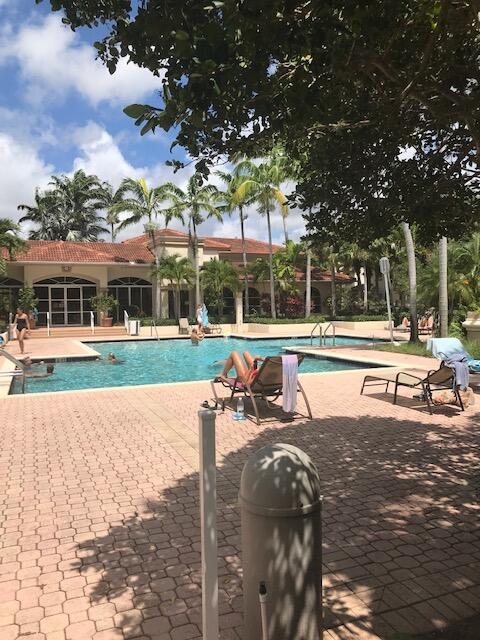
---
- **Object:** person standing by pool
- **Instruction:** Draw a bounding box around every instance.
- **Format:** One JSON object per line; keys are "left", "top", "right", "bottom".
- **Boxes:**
{"left": 196, "top": 304, "right": 203, "bottom": 331}
{"left": 14, "top": 307, "right": 30, "bottom": 355}
{"left": 191, "top": 327, "right": 204, "bottom": 345}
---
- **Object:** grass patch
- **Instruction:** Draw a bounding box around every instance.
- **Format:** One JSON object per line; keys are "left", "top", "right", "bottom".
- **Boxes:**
{"left": 375, "top": 339, "right": 480, "bottom": 360}
{"left": 375, "top": 342, "right": 431, "bottom": 357}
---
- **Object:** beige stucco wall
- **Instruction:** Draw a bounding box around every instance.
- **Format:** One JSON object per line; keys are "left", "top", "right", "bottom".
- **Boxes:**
{"left": 23, "top": 264, "right": 107, "bottom": 288}
{"left": 107, "top": 266, "right": 152, "bottom": 283}
{"left": 4, "top": 264, "right": 24, "bottom": 282}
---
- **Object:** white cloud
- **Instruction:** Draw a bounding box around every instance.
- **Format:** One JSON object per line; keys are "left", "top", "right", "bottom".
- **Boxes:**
{"left": 0, "top": 15, "right": 159, "bottom": 107}
{"left": 0, "top": 133, "right": 53, "bottom": 232}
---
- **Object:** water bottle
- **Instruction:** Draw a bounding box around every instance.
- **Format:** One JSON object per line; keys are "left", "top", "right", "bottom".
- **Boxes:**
{"left": 234, "top": 397, "right": 245, "bottom": 420}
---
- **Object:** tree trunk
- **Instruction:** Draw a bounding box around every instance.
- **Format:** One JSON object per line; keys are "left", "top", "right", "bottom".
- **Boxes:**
{"left": 305, "top": 249, "right": 311, "bottom": 318}
{"left": 282, "top": 215, "right": 289, "bottom": 245}
{"left": 363, "top": 261, "right": 368, "bottom": 311}
{"left": 240, "top": 206, "right": 249, "bottom": 315}
{"left": 266, "top": 208, "right": 276, "bottom": 319}
{"left": 401, "top": 222, "right": 418, "bottom": 342}
{"left": 111, "top": 223, "right": 115, "bottom": 242}
{"left": 192, "top": 219, "right": 201, "bottom": 308}
{"left": 149, "top": 228, "right": 162, "bottom": 319}
{"left": 439, "top": 236, "right": 448, "bottom": 337}
{"left": 175, "top": 286, "right": 181, "bottom": 319}
{"left": 330, "top": 262, "right": 336, "bottom": 318}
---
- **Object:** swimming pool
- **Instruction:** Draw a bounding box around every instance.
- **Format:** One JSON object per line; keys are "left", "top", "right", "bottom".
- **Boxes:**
{"left": 12, "top": 336, "right": 378, "bottom": 394}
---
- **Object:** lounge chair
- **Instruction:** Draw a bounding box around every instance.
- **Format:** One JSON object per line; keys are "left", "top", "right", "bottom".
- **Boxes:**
{"left": 418, "top": 315, "right": 434, "bottom": 335}
{"left": 178, "top": 318, "right": 191, "bottom": 335}
{"left": 428, "top": 337, "right": 480, "bottom": 373}
{"left": 361, "top": 365, "right": 464, "bottom": 414}
{"left": 211, "top": 355, "right": 313, "bottom": 424}
{"left": 204, "top": 323, "right": 222, "bottom": 335}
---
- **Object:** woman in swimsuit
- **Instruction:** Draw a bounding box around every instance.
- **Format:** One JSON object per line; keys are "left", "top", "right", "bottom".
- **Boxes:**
{"left": 14, "top": 307, "right": 30, "bottom": 355}
{"left": 218, "top": 351, "right": 263, "bottom": 385}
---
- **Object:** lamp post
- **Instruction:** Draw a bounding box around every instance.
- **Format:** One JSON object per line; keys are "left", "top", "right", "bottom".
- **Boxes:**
{"left": 379, "top": 257, "right": 394, "bottom": 343}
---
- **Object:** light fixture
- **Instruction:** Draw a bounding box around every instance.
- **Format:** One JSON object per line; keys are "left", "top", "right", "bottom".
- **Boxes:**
{"left": 62, "top": 265, "right": 72, "bottom": 272}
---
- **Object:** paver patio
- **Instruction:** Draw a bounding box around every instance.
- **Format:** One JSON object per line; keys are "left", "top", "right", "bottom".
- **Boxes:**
{"left": 1, "top": 369, "right": 479, "bottom": 640}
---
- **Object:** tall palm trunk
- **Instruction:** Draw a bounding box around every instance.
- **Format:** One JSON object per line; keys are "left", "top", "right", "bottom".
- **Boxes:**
{"left": 282, "top": 215, "right": 289, "bottom": 245}
{"left": 439, "top": 236, "right": 448, "bottom": 337}
{"left": 240, "top": 205, "right": 249, "bottom": 314}
{"left": 363, "top": 261, "right": 368, "bottom": 311}
{"left": 175, "top": 285, "right": 181, "bottom": 319}
{"left": 266, "top": 207, "right": 276, "bottom": 319}
{"left": 192, "top": 220, "right": 201, "bottom": 307}
{"left": 330, "top": 261, "right": 337, "bottom": 318}
{"left": 305, "top": 249, "right": 311, "bottom": 318}
{"left": 149, "top": 228, "right": 162, "bottom": 319}
{"left": 111, "top": 223, "right": 115, "bottom": 242}
{"left": 401, "top": 222, "right": 419, "bottom": 342}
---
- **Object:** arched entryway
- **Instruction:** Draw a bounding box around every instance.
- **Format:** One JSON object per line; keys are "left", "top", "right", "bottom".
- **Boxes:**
{"left": 243, "top": 287, "right": 261, "bottom": 315}
{"left": 108, "top": 277, "right": 153, "bottom": 322}
{"left": 34, "top": 277, "right": 97, "bottom": 326}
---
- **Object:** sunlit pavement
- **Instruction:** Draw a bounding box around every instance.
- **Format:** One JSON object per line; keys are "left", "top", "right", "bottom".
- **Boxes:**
{"left": 1, "top": 368, "right": 479, "bottom": 639}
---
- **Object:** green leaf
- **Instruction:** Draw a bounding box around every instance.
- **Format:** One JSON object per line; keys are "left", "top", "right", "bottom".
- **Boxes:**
{"left": 123, "top": 104, "right": 147, "bottom": 119}
{"left": 140, "top": 119, "right": 156, "bottom": 135}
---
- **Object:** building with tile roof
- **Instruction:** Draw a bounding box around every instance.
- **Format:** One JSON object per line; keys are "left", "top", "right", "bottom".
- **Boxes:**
{"left": 1, "top": 230, "right": 352, "bottom": 326}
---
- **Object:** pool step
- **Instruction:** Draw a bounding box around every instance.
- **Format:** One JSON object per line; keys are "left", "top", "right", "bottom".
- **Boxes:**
{"left": 28, "top": 327, "right": 127, "bottom": 339}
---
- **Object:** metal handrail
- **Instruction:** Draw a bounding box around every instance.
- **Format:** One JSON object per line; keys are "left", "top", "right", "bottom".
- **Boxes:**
{"left": 310, "top": 321, "right": 323, "bottom": 346}
{"left": 8, "top": 312, "right": 13, "bottom": 340}
{"left": 151, "top": 319, "right": 160, "bottom": 341}
{"left": 46, "top": 312, "right": 51, "bottom": 337}
{"left": 323, "top": 322, "right": 336, "bottom": 345}
{"left": 90, "top": 311, "right": 95, "bottom": 335}
{"left": 124, "top": 309, "right": 129, "bottom": 333}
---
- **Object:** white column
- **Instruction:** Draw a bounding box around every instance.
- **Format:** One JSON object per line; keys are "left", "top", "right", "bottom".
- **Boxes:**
{"left": 198, "top": 410, "right": 218, "bottom": 640}
{"left": 235, "top": 291, "right": 243, "bottom": 331}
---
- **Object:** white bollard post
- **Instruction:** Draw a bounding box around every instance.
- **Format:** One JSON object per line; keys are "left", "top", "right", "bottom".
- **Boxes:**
{"left": 198, "top": 409, "right": 219, "bottom": 640}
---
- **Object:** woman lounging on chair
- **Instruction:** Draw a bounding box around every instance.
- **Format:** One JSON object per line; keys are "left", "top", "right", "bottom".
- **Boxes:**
{"left": 216, "top": 351, "right": 264, "bottom": 385}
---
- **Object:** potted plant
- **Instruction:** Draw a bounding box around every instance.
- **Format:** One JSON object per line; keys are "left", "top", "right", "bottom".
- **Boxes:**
{"left": 90, "top": 293, "right": 118, "bottom": 328}
{"left": 18, "top": 287, "right": 39, "bottom": 330}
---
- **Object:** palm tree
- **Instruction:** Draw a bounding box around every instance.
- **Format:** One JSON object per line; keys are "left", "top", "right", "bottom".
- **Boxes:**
{"left": 96, "top": 182, "right": 126, "bottom": 241}
{"left": 452, "top": 231, "right": 480, "bottom": 306}
{"left": 48, "top": 169, "right": 107, "bottom": 241}
{"left": 162, "top": 175, "right": 222, "bottom": 308}
{"left": 18, "top": 171, "right": 107, "bottom": 241}
{"left": 18, "top": 189, "right": 65, "bottom": 240}
{"left": 114, "top": 177, "right": 181, "bottom": 318}
{"left": 235, "top": 158, "right": 289, "bottom": 318}
{"left": 201, "top": 259, "right": 240, "bottom": 318}
{"left": 401, "top": 222, "right": 419, "bottom": 342}
{"left": 438, "top": 236, "right": 448, "bottom": 337}
{"left": 341, "top": 242, "right": 370, "bottom": 311}
{"left": 0, "top": 219, "right": 25, "bottom": 274}
{"left": 216, "top": 163, "right": 255, "bottom": 314}
{"left": 153, "top": 254, "right": 195, "bottom": 319}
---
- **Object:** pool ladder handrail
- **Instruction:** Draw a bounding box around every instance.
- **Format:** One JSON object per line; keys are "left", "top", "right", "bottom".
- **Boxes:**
{"left": 124, "top": 309, "right": 129, "bottom": 333}
{"left": 151, "top": 319, "right": 160, "bottom": 341}
{"left": 90, "top": 310, "right": 95, "bottom": 335}
{"left": 310, "top": 321, "right": 323, "bottom": 346}
{"left": 323, "top": 322, "right": 336, "bottom": 346}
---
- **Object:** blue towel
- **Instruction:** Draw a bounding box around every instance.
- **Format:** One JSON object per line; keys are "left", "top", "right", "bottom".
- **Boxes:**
{"left": 445, "top": 354, "right": 470, "bottom": 391}
{"left": 428, "top": 337, "right": 480, "bottom": 374}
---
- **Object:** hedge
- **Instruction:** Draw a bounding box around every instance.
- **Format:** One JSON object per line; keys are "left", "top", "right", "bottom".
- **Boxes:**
{"left": 244, "top": 315, "right": 327, "bottom": 324}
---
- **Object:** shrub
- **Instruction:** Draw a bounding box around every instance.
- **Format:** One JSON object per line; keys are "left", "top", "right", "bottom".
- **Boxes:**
{"left": 334, "top": 315, "right": 387, "bottom": 322}
{"left": 245, "top": 314, "right": 327, "bottom": 324}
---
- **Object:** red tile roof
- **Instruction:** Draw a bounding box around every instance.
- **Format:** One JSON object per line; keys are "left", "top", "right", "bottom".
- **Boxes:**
{"left": 204, "top": 236, "right": 282, "bottom": 254}
{"left": 123, "top": 229, "right": 230, "bottom": 250}
{"left": 3, "top": 240, "right": 153, "bottom": 264}
{"left": 295, "top": 267, "right": 354, "bottom": 283}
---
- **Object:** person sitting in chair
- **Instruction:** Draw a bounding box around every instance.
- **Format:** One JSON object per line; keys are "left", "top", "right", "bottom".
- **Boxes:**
{"left": 217, "top": 351, "right": 264, "bottom": 385}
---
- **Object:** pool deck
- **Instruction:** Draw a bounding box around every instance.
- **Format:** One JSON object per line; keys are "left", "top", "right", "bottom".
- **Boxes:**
{"left": 1, "top": 355, "right": 479, "bottom": 640}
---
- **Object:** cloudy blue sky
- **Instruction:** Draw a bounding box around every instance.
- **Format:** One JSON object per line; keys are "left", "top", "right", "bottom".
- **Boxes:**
{"left": 0, "top": 0, "right": 304, "bottom": 242}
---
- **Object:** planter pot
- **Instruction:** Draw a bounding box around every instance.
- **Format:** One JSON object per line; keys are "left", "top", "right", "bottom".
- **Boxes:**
{"left": 100, "top": 317, "right": 113, "bottom": 328}
{"left": 29, "top": 319, "right": 36, "bottom": 330}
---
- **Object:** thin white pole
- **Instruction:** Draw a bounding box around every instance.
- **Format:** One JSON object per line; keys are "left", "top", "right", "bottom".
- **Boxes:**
{"left": 198, "top": 409, "right": 218, "bottom": 640}
{"left": 383, "top": 271, "right": 394, "bottom": 342}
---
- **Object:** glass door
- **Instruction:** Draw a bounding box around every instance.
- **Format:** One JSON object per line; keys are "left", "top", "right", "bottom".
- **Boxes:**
{"left": 66, "top": 287, "right": 82, "bottom": 325}
{"left": 50, "top": 287, "right": 66, "bottom": 325}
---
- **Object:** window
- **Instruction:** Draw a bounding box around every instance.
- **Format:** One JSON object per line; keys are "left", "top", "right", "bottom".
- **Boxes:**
{"left": 305, "top": 287, "right": 322, "bottom": 313}
{"left": 222, "top": 288, "right": 234, "bottom": 316}
{"left": 108, "top": 277, "right": 152, "bottom": 321}
{"left": 33, "top": 277, "right": 97, "bottom": 326}
{"left": 244, "top": 287, "right": 261, "bottom": 314}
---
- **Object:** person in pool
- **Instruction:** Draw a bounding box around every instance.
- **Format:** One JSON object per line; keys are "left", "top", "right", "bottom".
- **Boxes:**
{"left": 191, "top": 327, "right": 204, "bottom": 345}
{"left": 217, "top": 351, "right": 264, "bottom": 385}
{"left": 107, "top": 352, "right": 120, "bottom": 363}
{"left": 14, "top": 307, "right": 30, "bottom": 355}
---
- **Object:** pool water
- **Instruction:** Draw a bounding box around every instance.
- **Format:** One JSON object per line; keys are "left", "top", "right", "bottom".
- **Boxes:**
{"left": 13, "top": 336, "right": 377, "bottom": 394}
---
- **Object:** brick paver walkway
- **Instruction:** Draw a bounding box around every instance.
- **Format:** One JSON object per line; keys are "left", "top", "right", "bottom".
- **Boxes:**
{"left": 1, "top": 371, "right": 479, "bottom": 640}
